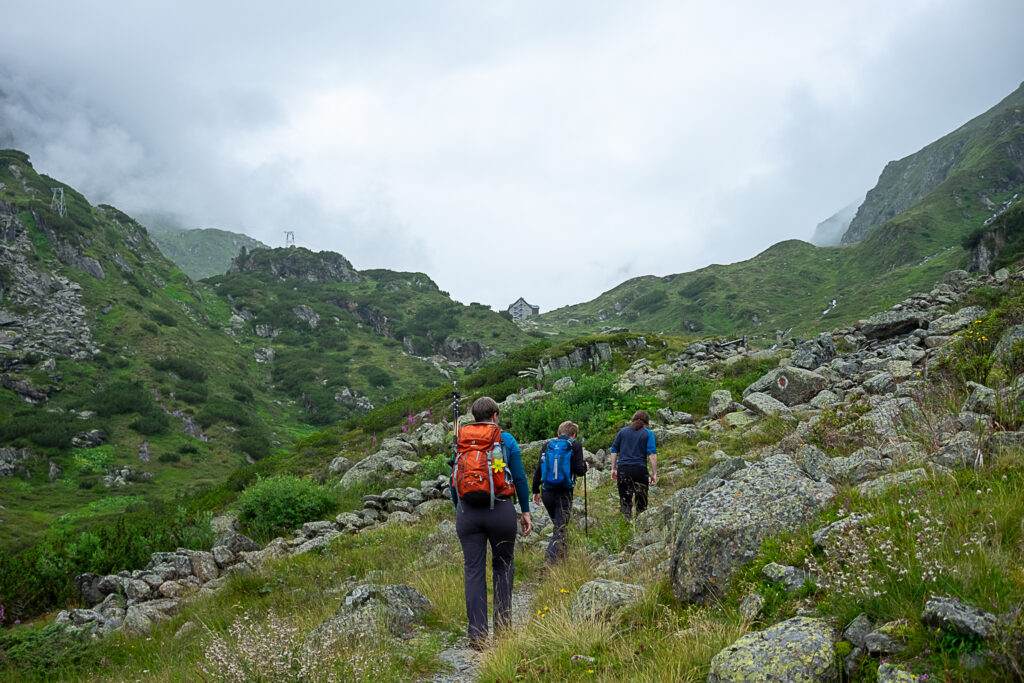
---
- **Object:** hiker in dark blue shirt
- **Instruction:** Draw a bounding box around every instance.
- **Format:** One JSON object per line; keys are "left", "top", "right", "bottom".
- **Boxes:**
{"left": 609, "top": 410, "right": 657, "bottom": 520}
{"left": 531, "top": 421, "right": 588, "bottom": 564}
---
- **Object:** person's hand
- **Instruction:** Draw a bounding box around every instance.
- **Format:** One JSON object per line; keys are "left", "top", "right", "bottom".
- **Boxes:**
{"left": 649, "top": 472, "right": 658, "bottom": 486}
{"left": 585, "top": 462, "right": 590, "bottom": 471}
{"left": 520, "top": 512, "right": 532, "bottom": 536}
{"left": 611, "top": 468, "right": 618, "bottom": 483}
{"left": 532, "top": 493, "right": 541, "bottom": 506}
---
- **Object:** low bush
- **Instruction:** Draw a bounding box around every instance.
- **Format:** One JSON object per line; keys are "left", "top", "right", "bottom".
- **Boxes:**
{"left": 150, "top": 357, "right": 207, "bottom": 382}
{"left": 149, "top": 308, "right": 178, "bottom": 327}
{"left": 0, "top": 623, "right": 100, "bottom": 672}
{"left": 237, "top": 475, "right": 336, "bottom": 540}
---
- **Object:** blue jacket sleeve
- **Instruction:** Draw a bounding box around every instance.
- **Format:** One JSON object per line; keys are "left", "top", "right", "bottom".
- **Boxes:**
{"left": 646, "top": 428, "right": 657, "bottom": 455}
{"left": 610, "top": 428, "right": 622, "bottom": 454}
{"left": 502, "top": 432, "right": 531, "bottom": 513}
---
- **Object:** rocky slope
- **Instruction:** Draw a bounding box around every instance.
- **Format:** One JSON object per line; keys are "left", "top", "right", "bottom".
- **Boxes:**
{"left": 30, "top": 263, "right": 1024, "bottom": 680}
{"left": 842, "top": 81, "right": 1024, "bottom": 245}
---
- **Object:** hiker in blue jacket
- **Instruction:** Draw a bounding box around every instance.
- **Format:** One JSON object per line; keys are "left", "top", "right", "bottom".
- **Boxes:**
{"left": 449, "top": 396, "right": 532, "bottom": 650}
{"left": 609, "top": 410, "right": 657, "bottom": 520}
{"left": 531, "top": 421, "right": 588, "bottom": 564}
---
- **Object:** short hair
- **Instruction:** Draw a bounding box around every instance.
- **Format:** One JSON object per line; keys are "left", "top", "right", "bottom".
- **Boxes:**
{"left": 557, "top": 421, "right": 578, "bottom": 437}
{"left": 471, "top": 396, "right": 500, "bottom": 421}
{"left": 630, "top": 410, "right": 650, "bottom": 430}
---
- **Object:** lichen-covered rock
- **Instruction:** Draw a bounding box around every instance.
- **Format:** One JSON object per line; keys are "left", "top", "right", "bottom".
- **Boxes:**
{"left": 863, "top": 371, "right": 897, "bottom": 395}
{"left": 876, "top": 663, "right": 918, "bottom": 682}
{"left": 842, "top": 613, "right": 873, "bottom": 649}
{"left": 708, "top": 616, "right": 837, "bottom": 682}
{"left": 857, "top": 468, "right": 929, "bottom": 496}
{"left": 670, "top": 455, "right": 835, "bottom": 604}
{"left": 571, "top": 579, "right": 644, "bottom": 622}
{"left": 123, "top": 599, "right": 181, "bottom": 636}
{"left": 762, "top": 562, "right": 810, "bottom": 594}
{"left": 993, "top": 324, "right": 1024, "bottom": 364}
{"left": 739, "top": 592, "right": 765, "bottom": 620}
{"left": 961, "top": 382, "right": 997, "bottom": 415}
{"left": 743, "top": 367, "right": 829, "bottom": 407}
{"left": 309, "top": 584, "right": 432, "bottom": 642}
{"left": 839, "top": 447, "right": 891, "bottom": 484}
{"left": 709, "top": 390, "right": 736, "bottom": 419}
{"left": 795, "top": 444, "right": 835, "bottom": 483}
{"left": 742, "top": 392, "right": 792, "bottom": 417}
{"left": 929, "top": 306, "right": 986, "bottom": 336}
{"left": 790, "top": 333, "right": 836, "bottom": 370}
{"left": 856, "top": 398, "right": 924, "bottom": 439}
{"left": 921, "top": 595, "right": 996, "bottom": 640}
{"left": 933, "top": 431, "right": 981, "bottom": 468}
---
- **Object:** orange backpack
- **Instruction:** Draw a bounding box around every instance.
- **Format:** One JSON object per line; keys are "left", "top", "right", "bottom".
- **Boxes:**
{"left": 452, "top": 422, "right": 515, "bottom": 508}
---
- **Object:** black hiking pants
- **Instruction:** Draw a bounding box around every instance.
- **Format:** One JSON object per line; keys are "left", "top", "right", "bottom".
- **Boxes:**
{"left": 540, "top": 488, "right": 573, "bottom": 564}
{"left": 617, "top": 465, "right": 649, "bottom": 520}
{"left": 455, "top": 497, "right": 517, "bottom": 641}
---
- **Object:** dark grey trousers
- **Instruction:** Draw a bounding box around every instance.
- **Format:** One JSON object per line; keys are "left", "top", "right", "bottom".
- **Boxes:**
{"left": 455, "top": 497, "right": 517, "bottom": 640}
{"left": 541, "top": 489, "right": 573, "bottom": 564}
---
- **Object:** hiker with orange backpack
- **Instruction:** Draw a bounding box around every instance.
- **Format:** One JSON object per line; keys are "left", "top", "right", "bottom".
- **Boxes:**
{"left": 450, "top": 396, "right": 532, "bottom": 649}
{"left": 531, "top": 421, "right": 588, "bottom": 564}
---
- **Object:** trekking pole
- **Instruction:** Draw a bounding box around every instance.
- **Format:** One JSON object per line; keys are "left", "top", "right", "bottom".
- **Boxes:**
{"left": 584, "top": 466, "right": 589, "bottom": 537}
{"left": 449, "top": 381, "right": 459, "bottom": 466}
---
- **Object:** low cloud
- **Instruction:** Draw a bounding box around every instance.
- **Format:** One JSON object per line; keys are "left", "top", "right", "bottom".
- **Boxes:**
{"left": 1, "top": 0, "right": 1022, "bottom": 310}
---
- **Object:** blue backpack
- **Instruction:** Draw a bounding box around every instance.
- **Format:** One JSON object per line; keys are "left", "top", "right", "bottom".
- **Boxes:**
{"left": 541, "top": 437, "right": 575, "bottom": 489}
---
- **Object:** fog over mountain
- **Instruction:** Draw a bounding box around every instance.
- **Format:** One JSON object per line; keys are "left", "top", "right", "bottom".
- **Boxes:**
{"left": 1, "top": 1, "right": 1022, "bottom": 309}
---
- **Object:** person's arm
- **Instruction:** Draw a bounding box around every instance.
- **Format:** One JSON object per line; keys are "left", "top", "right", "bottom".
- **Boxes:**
{"left": 571, "top": 440, "right": 588, "bottom": 476}
{"left": 532, "top": 443, "right": 545, "bottom": 495}
{"left": 610, "top": 430, "right": 621, "bottom": 483}
{"left": 502, "top": 432, "right": 531, "bottom": 514}
{"left": 531, "top": 443, "right": 544, "bottom": 505}
{"left": 646, "top": 429, "right": 658, "bottom": 485}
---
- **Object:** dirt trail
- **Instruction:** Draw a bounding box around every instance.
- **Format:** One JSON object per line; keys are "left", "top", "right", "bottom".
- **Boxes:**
{"left": 428, "top": 582, "right": 537, "bottom": 683}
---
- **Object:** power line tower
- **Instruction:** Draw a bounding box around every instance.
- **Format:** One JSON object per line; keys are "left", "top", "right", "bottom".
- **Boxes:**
{"left": 51, "top": 188, "right": 66, "bottom": 217}
{"left": 284, "top": 231, "right": 295, "bottom": 248}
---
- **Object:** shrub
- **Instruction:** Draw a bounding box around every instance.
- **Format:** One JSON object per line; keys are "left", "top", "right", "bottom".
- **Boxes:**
{"left": 130, "top": 412, "right": 169, "bottom": 435}
{"left": 150, "top": 357, "right": 207, "bottom": 382}
{"left": 158, "top": 452, "right": 181, "bottom": 463}
{"left": 237, "top": 475, "right": 336, "bottom": 540}
{"left": 0, "top": 623, "right": 100, "bottom": 672}
{"left": 149, "top": 308, "right": 178, "bottom": 327}
{"left": 195, "top": 399, "right": 252, "bottom": 428}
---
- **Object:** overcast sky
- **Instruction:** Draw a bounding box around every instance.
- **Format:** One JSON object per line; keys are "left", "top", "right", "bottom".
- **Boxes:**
{"left": 1, "top": 1, "right": 1022, "bottom": 311}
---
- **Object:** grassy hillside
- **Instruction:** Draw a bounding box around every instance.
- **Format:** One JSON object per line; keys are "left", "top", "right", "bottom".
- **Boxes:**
{"left": 3, "top": 274, "right": 1024, "bottom": 681}
{"left": 148, "top": 227, "right": 268, "bottom": 280}
{"left": 537, "top": 85, "right": 1024, "bottom": 341}
{"left": 0, "top": 151, "right": 535, "bottom": 619}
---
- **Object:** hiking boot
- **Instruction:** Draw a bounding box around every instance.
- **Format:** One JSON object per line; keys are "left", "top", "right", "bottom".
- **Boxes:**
{"left": 468, "top": 638, "right": 487, "bottom": 652}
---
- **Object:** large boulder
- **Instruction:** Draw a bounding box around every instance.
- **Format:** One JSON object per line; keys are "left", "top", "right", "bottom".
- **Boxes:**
{"left": 670, "top": 455, "right": 835, "bottom": 604}
{"left": 708, "top": 616, "right": 838, "bottom": 682}
{"left": 123, "top": 599, "right": 181, "bottom": 636}
{"left": 993, "top": 324, "right": 1024, "bottom": 364}
{"left": 413, "top": 422, "right": 450, "bottom": 454}
{"left": 743, "top": 368, "right": 828, "bottom": 407}
{"left": 309, "top": 584, "right": 432, "bottom": 641}
{"left": 790, "top": 333, "right": 836, "bottom": 370}
{"left": 861, "top": 310, "right": 927, "bottom": 340}
{"left": 929, "top": 306, "right": 986, "bottom": 336}
{"left": 856, "top": 398, "right": 925, "bottom": 439}
{"left": 571, "top": 580, "right": 644, "bottom": 622}
{"left": 921, "top": 596, "right": 996, "bottom": 640}
{"left": 708, "top": 390, "right": 736, "bottom": 419}
{"left": 741, "top": 392, "right": 792, "bottom": 417}
{"left": 339, "top": 451, "right": 418, "bottom": 488}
